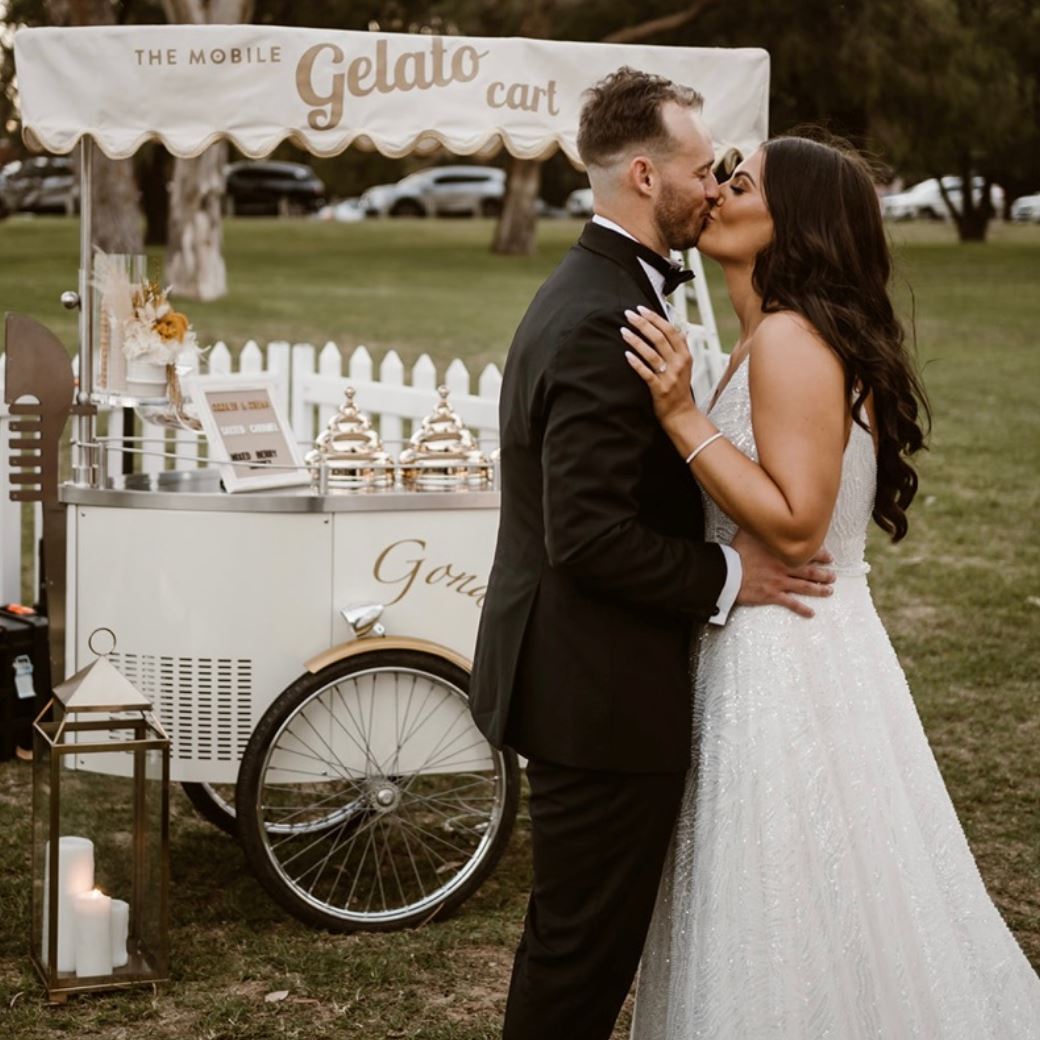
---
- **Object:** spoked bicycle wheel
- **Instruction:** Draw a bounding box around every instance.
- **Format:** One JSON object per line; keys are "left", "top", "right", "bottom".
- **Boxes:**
{"left": 181, "top": 781, "right": 239, "bottom": 836}
{"left": 235, "top": 647, "right": 519, "bottom": 932}
{"left": 180, "top": 780, "right": 352, "bottom": 839}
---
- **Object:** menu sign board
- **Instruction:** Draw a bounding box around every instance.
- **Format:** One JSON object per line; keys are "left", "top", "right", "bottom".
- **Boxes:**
{"left": 186, "top": 374, "right": 308, "bottom": 492}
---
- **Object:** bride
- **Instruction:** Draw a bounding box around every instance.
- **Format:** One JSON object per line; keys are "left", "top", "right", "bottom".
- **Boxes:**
{"left": 621, "top": 135, "right": 1040, "bottom": 1038}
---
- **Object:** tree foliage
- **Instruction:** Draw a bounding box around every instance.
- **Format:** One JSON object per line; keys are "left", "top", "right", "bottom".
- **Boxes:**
{"left": 848, "top": 0, "right": 1038, "bottom": 238}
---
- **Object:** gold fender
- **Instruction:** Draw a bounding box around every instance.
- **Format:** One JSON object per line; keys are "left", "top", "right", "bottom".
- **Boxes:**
{"left": 305, "top": 636, "right": 472, "bottom": 676}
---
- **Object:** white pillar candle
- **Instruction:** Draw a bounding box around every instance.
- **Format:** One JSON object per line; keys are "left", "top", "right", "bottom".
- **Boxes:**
{"left": 73, "top": 889, "right": 113, "bottom": 978}
{"left": 110, "top": 899, "right": 130, "bottom": 969}
{"left": 41, "top": 836, "right": 95, "bottom": 973}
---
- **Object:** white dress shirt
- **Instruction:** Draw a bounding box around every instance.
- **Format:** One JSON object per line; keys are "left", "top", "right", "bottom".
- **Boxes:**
{"left": 591, "top": 214, "right": 741, "bottom": 624}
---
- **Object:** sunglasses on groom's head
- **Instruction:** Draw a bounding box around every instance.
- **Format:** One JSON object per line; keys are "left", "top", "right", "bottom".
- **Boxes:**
{"left": 714, "top": 147, "right": 743, "bottom": 183}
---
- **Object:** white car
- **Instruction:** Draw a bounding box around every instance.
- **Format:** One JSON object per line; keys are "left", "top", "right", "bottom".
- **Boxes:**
{"left": 0, "top": 155, "right": 79, "bottom": 214}
{"left": 360, "top": 165, "right": 506, "bottom": 218}
{"left": 566, "top": 187, "right": 594, "bottom": 218}
{"left": 880, "top": 177, "right": 1004, "bottom": 221}
{"left": 316, "top": 198, "right": 365, "bottom": 223}
{"left": 1010, "top": 193, "right": 1040, "bottom": 222}
{"left": 358, "top": 182, "right": 398, "bottom": 216}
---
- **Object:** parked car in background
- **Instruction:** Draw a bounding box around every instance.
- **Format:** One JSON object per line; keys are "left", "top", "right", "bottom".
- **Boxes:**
{"left": 1010, "top": 193, "right": 1040, "bottom": 222}
{"left": 566, "top": 187, "right": 594, "bottom": 218}
{"left": 0, "top": 162, "right": 14, "bottom": 218}
{"left": 360, "top": 165, "right": 506, "bottom": 217}
{"left": 0, "top": 156, "right": 78, "bottom": 214}
{"left": 316, "top": 198, "right": 366, "bottom": 223}
{"left": 357, "top": 182, "right": 398, "bottom": 216}
{"left": 880, "top": 176, "right": 1004, "bottom": 221}
{"left": 224, "top": 160, "right": 325, "bottom": 216}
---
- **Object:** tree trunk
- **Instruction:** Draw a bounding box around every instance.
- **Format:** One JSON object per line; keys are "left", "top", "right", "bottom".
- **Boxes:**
{"left": 162, "top": 0, "right": 253, "bottom": 299}
{"left": 489, "top": 0, "right": 555, "bottom": 256}
{"left": 138, "top": 144, "right": 172, "bottom": 247}
{"left": 166, "top": 144, "right": 229, "bottom": 299}
{"left": 955, "top": 208, "right": 990, "bottom": 242}
{"left": 491, "top": 157, "right": 543, "bottom": 257}
{"left": 85, "top": 151, "right": 145, "bottom": 254}
{"left": 45, "top": 0, "right": 144, "bottom": 254}
{"left": 937, "top": 157, "right": 990, "bottom": 243}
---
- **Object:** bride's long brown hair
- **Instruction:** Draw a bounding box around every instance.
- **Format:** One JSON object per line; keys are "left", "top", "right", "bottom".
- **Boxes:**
{"left": 753, "top": 134, "right": 930, "bottom": 541}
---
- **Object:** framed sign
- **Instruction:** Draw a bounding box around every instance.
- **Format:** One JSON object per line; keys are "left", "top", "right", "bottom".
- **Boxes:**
{"left": 185, "top": 373, "right": 309, "bottom": 492}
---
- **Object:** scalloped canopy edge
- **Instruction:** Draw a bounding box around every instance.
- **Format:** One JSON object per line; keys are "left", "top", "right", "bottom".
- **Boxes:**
{"left": 15, "top": 26, "right": 769, "bottom": 165}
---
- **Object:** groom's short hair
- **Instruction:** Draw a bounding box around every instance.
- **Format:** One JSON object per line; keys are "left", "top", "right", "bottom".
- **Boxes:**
{"left": 577, "top": 67, "right": 704, "bottom": 170}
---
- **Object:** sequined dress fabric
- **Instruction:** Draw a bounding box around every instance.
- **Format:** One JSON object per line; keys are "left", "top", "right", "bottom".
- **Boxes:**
{"left": 631, "top": 357, "right": 1040, "bottom": 1039}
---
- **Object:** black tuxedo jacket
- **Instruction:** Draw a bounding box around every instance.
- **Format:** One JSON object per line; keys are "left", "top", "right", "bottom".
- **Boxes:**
{"left": 469, "top": 222, "right": 727, "bottom": 773}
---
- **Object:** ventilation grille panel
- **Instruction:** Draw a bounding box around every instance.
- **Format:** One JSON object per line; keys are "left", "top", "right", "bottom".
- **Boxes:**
{"left": 108, "top": 652, "right": 254, "bottom": 762}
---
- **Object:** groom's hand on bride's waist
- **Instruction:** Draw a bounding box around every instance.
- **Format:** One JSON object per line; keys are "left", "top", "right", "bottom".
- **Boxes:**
{"left": 731, "top": 529, "right": 836, "bottom": 619}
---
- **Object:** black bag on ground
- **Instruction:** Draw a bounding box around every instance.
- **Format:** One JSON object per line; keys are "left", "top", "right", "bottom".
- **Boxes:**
{"left": 0, "top": 607, "right": 52, "bottom": 760}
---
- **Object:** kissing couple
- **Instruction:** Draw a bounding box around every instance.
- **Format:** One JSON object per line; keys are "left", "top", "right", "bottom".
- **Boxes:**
{"left": 470, "top": 67, "right": 1040, "bottom": 1039}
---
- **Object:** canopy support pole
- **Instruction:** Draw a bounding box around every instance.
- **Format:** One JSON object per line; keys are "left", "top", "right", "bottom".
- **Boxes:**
{"left": 72, "top": 137, "right": 96, "bottom": 488}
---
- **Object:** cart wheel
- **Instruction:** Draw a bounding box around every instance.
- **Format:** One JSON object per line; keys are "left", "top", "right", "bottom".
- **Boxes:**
{"left": 235, "top": 648, "right": 519, "bottom": 932}
{"left": 181, "top": 780, "right": 357, "bottom": 841}
{"left": 181, "top": 781, "right": 239, "bottom": 837}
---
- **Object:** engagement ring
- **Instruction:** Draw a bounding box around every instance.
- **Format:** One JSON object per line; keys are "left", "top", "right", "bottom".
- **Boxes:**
{"left": 657, "top": 364, "right": 667, "bottom": 374}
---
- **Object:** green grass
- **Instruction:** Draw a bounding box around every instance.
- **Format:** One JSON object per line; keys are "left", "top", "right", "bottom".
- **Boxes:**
{"left": 0, "top": 215, "right": 576, "bottom": 374}
{"left": 1, "top": 216, "right": 1038, "bottom": 1037}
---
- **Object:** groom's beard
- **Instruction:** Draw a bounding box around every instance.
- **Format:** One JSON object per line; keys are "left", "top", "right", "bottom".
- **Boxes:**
{"left": 655, "top": 181, "right": 710, "bottom": 252}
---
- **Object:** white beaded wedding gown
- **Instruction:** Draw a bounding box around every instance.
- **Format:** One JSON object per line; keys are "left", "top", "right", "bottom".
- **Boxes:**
{"left": 631, "top": 356, "right": 1040, "bottom": 1039}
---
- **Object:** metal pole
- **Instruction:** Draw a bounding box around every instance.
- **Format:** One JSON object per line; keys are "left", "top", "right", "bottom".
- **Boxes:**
{"left": 122, "top": 406, "right": 135, "bottom": 478}
{"left": 72, "top": 139, "right": 95, "bottom": 487}
{"left": 132, "top": 731, "right": 146, "bottom": 969}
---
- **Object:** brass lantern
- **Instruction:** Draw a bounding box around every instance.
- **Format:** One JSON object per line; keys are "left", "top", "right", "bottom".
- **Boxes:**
{"left": 31, "top": 637, "right": 170, "bottom": 1002}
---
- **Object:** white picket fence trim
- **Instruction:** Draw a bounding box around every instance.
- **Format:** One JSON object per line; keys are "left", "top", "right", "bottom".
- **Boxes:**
{"left": 0, "top": 342, "right": 503, "bottom": 603}
{"left": 295, "top": 345, "right": 501, "bottom": 450}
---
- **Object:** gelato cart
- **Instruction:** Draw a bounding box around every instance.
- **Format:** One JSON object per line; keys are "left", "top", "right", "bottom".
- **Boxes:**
{"left": 7, "top": 24, "right": 769, "bottom": 932}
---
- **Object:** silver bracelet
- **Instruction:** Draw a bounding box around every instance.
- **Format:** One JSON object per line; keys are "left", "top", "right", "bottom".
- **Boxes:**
{"left": 684, "top": 431, "right": 725, "bottom": 466}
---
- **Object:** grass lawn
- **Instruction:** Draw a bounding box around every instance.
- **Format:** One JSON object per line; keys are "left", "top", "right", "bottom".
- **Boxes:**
{"left": 1, "top": 215, "right": 1038, "bottom": 1038}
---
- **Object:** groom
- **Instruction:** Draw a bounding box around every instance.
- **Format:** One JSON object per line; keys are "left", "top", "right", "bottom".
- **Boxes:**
{"left": 470, "top": 68, "right": 833, "bottom": 1040}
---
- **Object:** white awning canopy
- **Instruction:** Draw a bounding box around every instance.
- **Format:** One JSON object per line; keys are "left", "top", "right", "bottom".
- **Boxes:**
{"left": 14, "top": 25, "right": 769, "bottom": 165}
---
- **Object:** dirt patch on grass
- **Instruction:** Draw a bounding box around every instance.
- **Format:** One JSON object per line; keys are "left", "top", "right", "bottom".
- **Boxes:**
{"left": 0, "top": 760, "right": 31, "bottom": 809}
{"left": 419, "top": 944, "right": 511, "bottom": 1024}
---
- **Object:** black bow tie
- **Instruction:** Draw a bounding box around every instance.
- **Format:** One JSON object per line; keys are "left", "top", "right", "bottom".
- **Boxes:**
{"left": 661, "top": 265, "right": 695, "bottom": 297}
{"left": 628, "top": 239, "right": 695, "bottom": 297}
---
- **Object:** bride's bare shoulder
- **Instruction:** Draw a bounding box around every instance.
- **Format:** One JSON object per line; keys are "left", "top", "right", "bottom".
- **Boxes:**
{"left": 754, "top": 310, "right": 830, "bottom": 350}
{"left": 748, "top": 311, "right": 844, "bottom": 403}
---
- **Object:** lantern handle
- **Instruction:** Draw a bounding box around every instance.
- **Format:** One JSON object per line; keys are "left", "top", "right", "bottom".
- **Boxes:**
{"left": 87, "top": 627, "right": 117, "bottom": 657}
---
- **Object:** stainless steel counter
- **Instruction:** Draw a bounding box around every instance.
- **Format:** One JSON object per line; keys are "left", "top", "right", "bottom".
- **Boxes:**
{"left": 61, "top": 469, "right": 500, "bottom": 513}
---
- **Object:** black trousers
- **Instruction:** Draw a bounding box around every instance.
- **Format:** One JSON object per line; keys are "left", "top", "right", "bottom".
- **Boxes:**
{"left": 502, "top": 756, "right": 686, "bottom": 1040}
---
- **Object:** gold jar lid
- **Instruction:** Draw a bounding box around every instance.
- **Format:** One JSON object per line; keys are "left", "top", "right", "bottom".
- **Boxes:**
{"left": 306, "top": 387, "right": 394, "bottom": 490}
{"left": 399, "top": 386, "right": 492, "bottom": 490}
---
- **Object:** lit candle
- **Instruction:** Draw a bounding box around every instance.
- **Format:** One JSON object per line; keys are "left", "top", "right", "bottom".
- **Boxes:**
{"left": 41, "top": 836, "right": 94, "bottom": 973}
{"left": 110, "top": 899, "right": 129, "bottom": 969}
{"left": 73, "top": 888, "right": 112, "bottom": 978}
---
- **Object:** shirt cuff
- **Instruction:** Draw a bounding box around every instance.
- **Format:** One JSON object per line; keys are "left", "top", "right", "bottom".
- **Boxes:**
{"left": 709, "top": 544, "right": 742, "bottom": 625}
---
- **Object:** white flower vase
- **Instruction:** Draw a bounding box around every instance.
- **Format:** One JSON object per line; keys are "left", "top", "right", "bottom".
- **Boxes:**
{"left": 125, "top": 357, "right": 169, "bottom": 399}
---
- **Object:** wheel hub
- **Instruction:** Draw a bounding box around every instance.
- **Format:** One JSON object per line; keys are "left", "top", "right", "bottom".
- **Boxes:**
{"left": 367, "top": 780, "right": 401, "bottom": 814}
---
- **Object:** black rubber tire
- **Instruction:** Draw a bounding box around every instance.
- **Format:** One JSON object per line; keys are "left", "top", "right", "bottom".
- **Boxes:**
{"left": 181, "top": 779, "right": 362, "bottom": 842}
{"left": 480, "top": 198, "right": 502, "bottom": 218}
{"left": 181, "top": 781, "right": 239, "bottom": 837}
{"left": 390, "top": 198, "right": 425, "bottom": 217}
{"left": 235, "top": 649, "right": 519, "bottom": 932}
